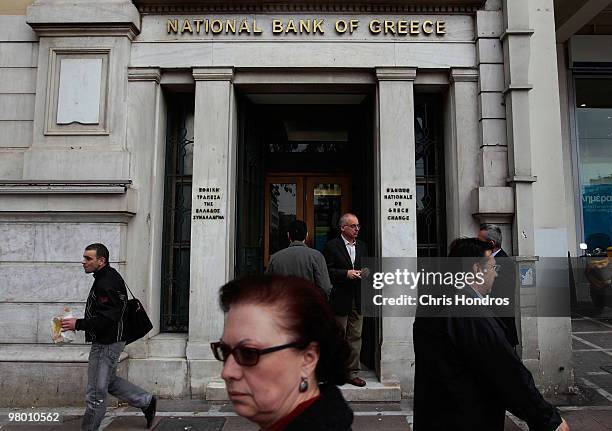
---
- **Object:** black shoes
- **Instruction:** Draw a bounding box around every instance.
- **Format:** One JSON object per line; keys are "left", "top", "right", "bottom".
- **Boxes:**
{"left": 347, "top": 376, "right": 366, "bottom": 387}
{"left": 144, "top": 395, "right": 156, "bottom": 429}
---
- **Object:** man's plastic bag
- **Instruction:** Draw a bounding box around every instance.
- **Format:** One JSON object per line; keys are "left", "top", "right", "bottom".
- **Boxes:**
{"left": 51, "top": 307, "right": 76, "bottom": 344}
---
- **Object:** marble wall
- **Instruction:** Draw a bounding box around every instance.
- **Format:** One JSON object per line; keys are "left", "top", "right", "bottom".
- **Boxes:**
{"left": 0, "top": 221, "right": 126, "bottom": 345}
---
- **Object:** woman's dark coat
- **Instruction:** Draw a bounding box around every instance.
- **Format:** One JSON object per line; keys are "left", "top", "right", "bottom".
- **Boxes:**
{"left": 284, "top": 384, "right": 353, "bottom": 431}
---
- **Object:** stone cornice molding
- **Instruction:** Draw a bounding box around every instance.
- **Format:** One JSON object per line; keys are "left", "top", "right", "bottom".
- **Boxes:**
{"left": 506, "top": 175, "right": 537, "bottom": 184}
{"left": 192, "top": 67, "right": 235, "bottom": 81}
{"left": 27, "top": 0, "right": 141, "bottom": 38}
{"left": 0, "top": 180, "right": 132, "bottom": 194}
{"left": 450, "top": 67, "right": 478, "bottom": 82}
{"left": 502, "top": 84, "right": 533, "bottom": 94}
{"left": 376, "top": 67, "right": 417, "bottom": 81}
{"left": 128, "top": 67, "right": 162, "bottom": 83}
{"left": 138, "top": 3, "right": 480, "bottom": 14}
{"left": 500, "top": 28, "right": 534, "bottom": 41}
{"left": 27, "top": 24, "right": 139, "bottom": 40}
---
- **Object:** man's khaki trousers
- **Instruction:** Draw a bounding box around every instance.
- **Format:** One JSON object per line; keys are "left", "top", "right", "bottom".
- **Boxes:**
{"left": 334, "top": 300, "right": 363, "bottom": 378}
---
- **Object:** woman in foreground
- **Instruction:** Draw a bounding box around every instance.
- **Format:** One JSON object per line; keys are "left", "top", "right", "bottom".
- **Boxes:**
{"left": 211, "top": 274, "right": 353, "bottom": 431}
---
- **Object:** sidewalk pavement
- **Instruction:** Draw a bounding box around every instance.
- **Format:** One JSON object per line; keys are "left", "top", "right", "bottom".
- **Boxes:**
{"left": 2, "top": 400, "right": 612, "bottom": 430}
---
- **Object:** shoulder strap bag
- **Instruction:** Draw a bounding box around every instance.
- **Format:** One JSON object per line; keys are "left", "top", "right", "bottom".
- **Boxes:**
{"left": 123, "top": 283, "right": 153, "bottom": 345}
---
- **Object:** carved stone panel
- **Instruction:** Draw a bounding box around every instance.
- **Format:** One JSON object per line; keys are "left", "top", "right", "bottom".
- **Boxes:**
{"left": 45, "top": 49, "right": 110, "bottom": 135}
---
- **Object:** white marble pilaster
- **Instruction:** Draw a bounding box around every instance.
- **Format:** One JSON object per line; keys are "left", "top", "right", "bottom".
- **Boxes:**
{"left": 474, "top": 4, "right": 514, "bottom": 228}
{"left": 502, "top": 0, "right": 572, "bottom": 394}
{"left": 124, "top": 67, "right": 164, "bottom": 358}
{"left": 376, "top": 67, "right": 417, "bottom": 395}
{"left": 447, "top": 68, "right": 480, "bottom": 240}
{"left": 187, "top": 67, "right": 235, "bottom": 362}
{"left": 501, "top": 0, "right": 538, "bottom": 378}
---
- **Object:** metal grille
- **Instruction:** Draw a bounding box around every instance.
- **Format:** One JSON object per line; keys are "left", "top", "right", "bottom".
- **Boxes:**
{"left": 415, "top": 95, "right": 446, "bottom": 257}
{"left": 160, "top": 94, "right": 194, "bottom": 332}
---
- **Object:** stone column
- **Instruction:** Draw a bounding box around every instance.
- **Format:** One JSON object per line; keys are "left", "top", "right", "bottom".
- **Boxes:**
{"left": 500, "top": 0, "right": 542, "bottom": 388}
{"left": 501, "top": 0, "right": 538, "bottom": 372}
{"left": 447, "top": 68, "right": 481, "bottom": 240}
{"left": 376, "top": 68, "right": 417, "bottom": 396}
{"left": 472, "top": 3, "right": 515, "bottom": 241}
{"left": 187, "top": 67, "right": 236, "bottom": 393}
{"left": 124, "top": 67, "right": 164, "bottom": 359}
{"left": 502, "top": 0, "right": 572, "bottom": 392}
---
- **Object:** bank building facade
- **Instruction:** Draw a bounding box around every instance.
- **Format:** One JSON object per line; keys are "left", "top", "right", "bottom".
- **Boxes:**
{"left": 1, "top": 0, "right": 609, "bottom": 406}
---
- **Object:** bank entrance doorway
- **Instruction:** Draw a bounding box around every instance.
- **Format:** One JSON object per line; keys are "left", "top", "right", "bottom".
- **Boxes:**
{"left": 236, "top": 95, "right": 376, "bottom": 369}
{"left": 236, "top": 98, "right": 375, "bottom": 277}
{"left": 264, "top": 174, "right": 352, "bottom": 265}
{"left": 159, "top": 88, "right": 446, "bottom": 360}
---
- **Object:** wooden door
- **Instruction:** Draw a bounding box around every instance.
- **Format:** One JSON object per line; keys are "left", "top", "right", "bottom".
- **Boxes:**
{"left": 263, "top": 174, "right": 351, "bottom": 265}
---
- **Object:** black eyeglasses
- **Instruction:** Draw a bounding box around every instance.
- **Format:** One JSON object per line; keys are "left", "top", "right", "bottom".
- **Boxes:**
{"left": 210, "top": 341, "right": 301, "bottom": 367}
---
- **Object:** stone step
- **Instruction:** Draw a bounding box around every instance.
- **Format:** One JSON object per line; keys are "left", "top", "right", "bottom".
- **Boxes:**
{"left": 205, "top": 371, "right": 401, "bottom": 402}
{"left": 205, "top": 379, "right": 229, "bottom": 401}
{"left": 340, "top": 371, "right": 401, "bottom": 402}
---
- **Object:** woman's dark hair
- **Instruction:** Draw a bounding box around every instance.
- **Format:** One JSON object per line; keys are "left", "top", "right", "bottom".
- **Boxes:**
{"left": 219, "top": 274, "right": 350, "bottom": 386}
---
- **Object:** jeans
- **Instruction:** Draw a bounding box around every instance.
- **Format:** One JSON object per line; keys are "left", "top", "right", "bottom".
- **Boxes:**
{"left": 81, "top": 341, "right": 152, "bottom": 431}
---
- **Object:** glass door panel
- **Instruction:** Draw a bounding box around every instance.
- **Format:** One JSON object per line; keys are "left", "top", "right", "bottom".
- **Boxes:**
{"left": 264, "top": 175, "right": 350, "bottom": 264}
{"left": 306, "top": 177, "right": 351, "bottom": 252}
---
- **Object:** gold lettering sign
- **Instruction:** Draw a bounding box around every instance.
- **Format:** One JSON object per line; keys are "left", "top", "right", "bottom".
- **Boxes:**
{"left": 166, "top": 18, "right": 447, "bottom": 37}
{"left": 168, "top": 18, "right": 263, "bottom": 35}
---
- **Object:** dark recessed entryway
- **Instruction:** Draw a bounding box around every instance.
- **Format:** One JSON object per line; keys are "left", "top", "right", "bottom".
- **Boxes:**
{"left": 235, "top": 97, "right": 376, "bottom": 276}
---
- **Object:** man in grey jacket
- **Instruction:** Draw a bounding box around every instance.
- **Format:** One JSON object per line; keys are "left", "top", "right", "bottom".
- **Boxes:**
{"left": 266, "top": 220, "right": 332, "bottom": 295}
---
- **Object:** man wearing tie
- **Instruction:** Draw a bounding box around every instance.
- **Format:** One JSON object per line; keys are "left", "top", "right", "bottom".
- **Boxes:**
{"left": 323, "top": 213, "right": 368, "bottom": 387}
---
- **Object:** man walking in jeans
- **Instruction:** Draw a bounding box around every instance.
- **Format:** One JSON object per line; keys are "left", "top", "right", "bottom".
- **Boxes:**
{"left": 61, "top": 243, "right": 156, "bottom": 430}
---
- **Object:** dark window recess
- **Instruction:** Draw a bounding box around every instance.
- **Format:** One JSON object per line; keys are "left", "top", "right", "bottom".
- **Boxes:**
{"left": 160, "top": 94, "right": 194, "bottom": 332}
{"left": 268, "top": 183, "right": 298, "bottom": 257}
{"left": 415, "top": 95, "right": 446, "bottom": 257}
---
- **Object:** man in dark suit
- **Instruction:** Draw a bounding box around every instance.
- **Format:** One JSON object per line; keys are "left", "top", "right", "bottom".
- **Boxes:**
{"left": 413, "top": 238, "right": 569, "bottom": 431}
{"left": 478, "top": 223, "right": 519, "bottom": 348}
{"left": 323, "top": 213, "right": 368, "bottom": 387}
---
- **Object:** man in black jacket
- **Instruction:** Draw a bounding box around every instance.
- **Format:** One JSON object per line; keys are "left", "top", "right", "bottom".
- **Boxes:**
{"left": 478, "top": 223, "right": 520, "bottom": 348}
{"left": 61, "top": 243, "right": 156, "bottom": 430}
{"left": 323, "top": 213, "right": 368, "bottom": 387}
{"left": 413, "top": 238, "right": 569, "bottom": 431}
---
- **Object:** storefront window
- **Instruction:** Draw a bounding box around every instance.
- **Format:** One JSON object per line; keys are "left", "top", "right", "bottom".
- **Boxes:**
{"left": 575, "top": 78, "right": 612, "bottom": 251}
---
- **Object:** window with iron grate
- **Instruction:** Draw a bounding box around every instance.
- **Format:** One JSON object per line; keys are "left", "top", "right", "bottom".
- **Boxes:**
{"left": 160, "top": 93, "right": 194, "bottom": 332}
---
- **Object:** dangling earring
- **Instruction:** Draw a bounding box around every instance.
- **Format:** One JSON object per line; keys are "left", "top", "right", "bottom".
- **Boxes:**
{"left": 299, "top": 377, "right": 309, "bottom": 393}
